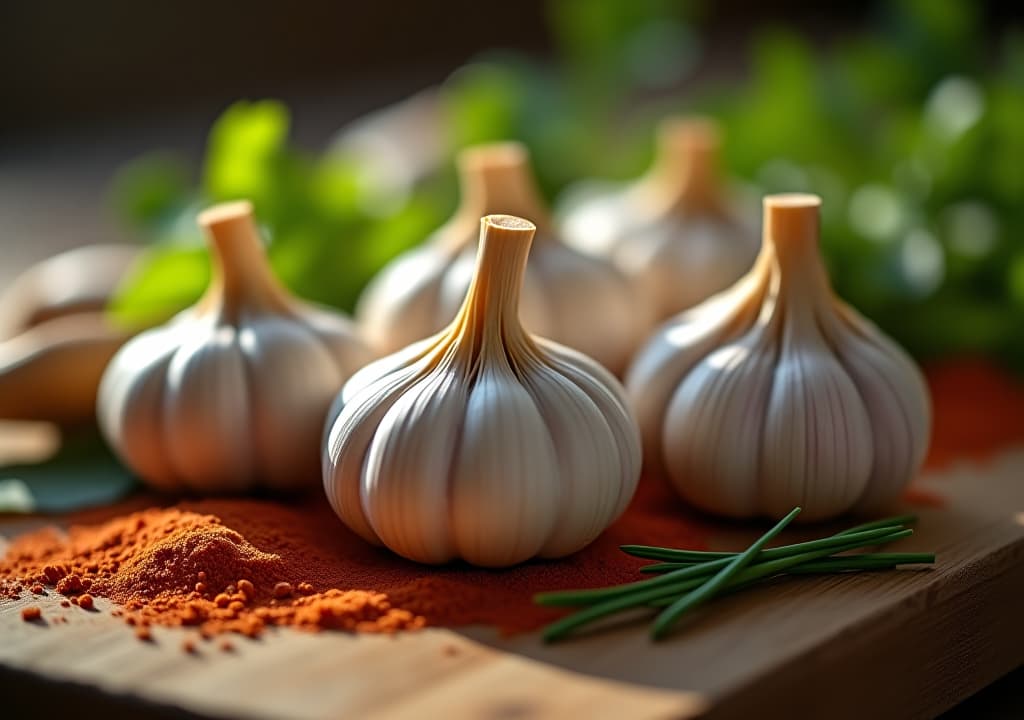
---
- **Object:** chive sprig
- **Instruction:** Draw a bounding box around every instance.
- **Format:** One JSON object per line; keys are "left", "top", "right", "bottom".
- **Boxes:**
{"left": 535, "top": 510, "right": 933, "bottom": 643}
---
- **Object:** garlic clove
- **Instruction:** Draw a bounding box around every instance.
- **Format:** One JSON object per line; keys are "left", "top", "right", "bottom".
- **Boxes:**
{"left": 827, "top": 303, "right": 932, "bottom": 512}
{"left": 324, "top": 378, "right": 418, "bottom": 545}
{"left": 449, "top": 365, "right": 561, "bottom": 567}
{"left": 626, "top": 253, "right": 771, "bottom": 469}
{"left": 242, "top": 317, "right": 351, "bottom": 489}
{"left": 627, "top": 193, "right": 931, "bottom": 521}
{"left": 323, "top": 335, "right": 445, "bottom": 543}
{"left": 161, "top": 321, "right": 255, "bottom": 492}
{"left": 517, "top": 362, "right": 625, "bottom": 558}
{"left": 99, "top": 201, "right": 373, "bottom": 492}
{"left": 661, "top": 312, "right": 780, "bottom": 518}
{"left": 325, "top": 214, "right": 642, "bottom": 566}
{"left": 758, "top": 326, "right": 874, "bottom": 521}
{"left": 537, "top": 338, "right": 642, "bottom": 511}
{"left": 363, "top": 369, "right": 468, "bottom": 563}
{"left": 97, "top": 323, "right": 185, "bottom": 490}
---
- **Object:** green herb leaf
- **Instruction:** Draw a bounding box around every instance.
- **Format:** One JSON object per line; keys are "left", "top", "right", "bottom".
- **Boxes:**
{"left": 108, "top": 243, "right": 210, "bottom": 328}
{"left": 0, "top": 431, "right": 137, "bottom": 514}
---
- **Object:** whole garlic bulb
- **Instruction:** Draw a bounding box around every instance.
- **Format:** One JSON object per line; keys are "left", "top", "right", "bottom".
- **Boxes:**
{"left": 0, "top": 314, "right": 129, "bottom": 425}
{"left": 0, "top": 244, "right": 141, "bottom": 338}
{"left": 324, "top": 214, "right": 642, "bottom": 567}
{"left": 561, "top": 117, "right": 758, "bottom": 321}
{"left": 626, "top": 194, "right": 931, "bottom": 521}
{"left": 0, "top": 244, "right": 142, "bottom": 425}
{"left": 98, "top": 201, "right": 373, "bottom": 492}
{"left": 356, "top": 142, "right": 644, "bottom": 374}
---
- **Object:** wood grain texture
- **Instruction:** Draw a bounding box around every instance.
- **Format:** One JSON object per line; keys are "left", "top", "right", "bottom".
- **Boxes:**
{"left": 2, "top": 451, "right": 1023, "bottom": 720}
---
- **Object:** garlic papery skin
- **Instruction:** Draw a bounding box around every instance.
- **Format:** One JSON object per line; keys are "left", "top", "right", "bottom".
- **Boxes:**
{"left": 97, "top": 201, "right": 373, "bottom": 493}
{"left": 626, "top": 194, "right": 931, "bottom": 521}
{"left": 560, "top": 117, "right": 758, "bottom": 322}
{"left": 324, "top": 214, "right": 642, "bottom": 567}
{"left": 355, "top": 142, "right": 645, "bottom": 375}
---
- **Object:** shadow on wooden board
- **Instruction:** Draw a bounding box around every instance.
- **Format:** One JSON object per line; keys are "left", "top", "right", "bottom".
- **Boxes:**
{"left": 0, "top": 664, "right": 207, "bottom": 720}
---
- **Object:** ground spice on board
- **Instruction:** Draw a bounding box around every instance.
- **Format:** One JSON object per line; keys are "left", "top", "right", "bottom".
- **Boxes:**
{"left": 0, "top": 472, "right": 712, "bottom": 639}
{"left": 2, "top": 358, "right": 1022, "bottom": 641}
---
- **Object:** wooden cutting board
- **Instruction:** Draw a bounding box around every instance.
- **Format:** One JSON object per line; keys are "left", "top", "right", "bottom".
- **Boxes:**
{"left": 2, "top": 450, "right": 1023, "bottom": 720}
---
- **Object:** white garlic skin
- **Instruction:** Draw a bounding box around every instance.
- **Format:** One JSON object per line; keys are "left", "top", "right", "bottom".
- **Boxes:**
{"left": 560, "top": 117, "right": 758, "bottom": 322}
{"left": 356, "top": 142, "right": 646, "bottom": 375}
{"left": 626, "top": 194, "right": 931, "bottom": 521}
{"left": 325, "top": 215, "right": 642, "bottom": 567}
{"left": 98, "top": 202, "right": 373, "bottom": 492}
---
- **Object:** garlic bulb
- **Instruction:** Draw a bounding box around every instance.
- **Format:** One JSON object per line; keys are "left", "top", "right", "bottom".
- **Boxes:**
{"left": 356, "top": 142, "right": 644, "bottom": 374}
{"left": 561, "top": 117, "right": 758, "bottom": 321}
{"left": 324, "top": 214, "right": 641, "bottom": 567}
{"left": 0, "top": 244, "right": 141, "bottom": 425}
{"left": 98, "top": 201, "right": 373, "bottom": 492}
{"left": 626, "top": 194, "right": 931, "bottom": 521}
{"left": 0, "top": 314, "right": 129, "bottom": 425}
{"left": 0, "top": 244, "right": 141, "bottom": 338}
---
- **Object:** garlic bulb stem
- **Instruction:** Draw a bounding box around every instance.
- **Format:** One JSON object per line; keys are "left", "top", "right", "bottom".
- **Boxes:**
{"left": 647, "top": 117, "right": 724, "bottom": 215}
{"left": 455, "top": 215, "right": 534, "bottom": 351}
{"left": 765, "top": 193, "right": 833, "bottom": 309}
{"left": 448, "top": 145, "right": 551, "bottom": 249}
{"left": 198, "top": 202, "right": 291, "bottom": 318}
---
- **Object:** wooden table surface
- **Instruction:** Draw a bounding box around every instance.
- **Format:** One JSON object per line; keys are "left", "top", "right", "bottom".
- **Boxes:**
{"left": 2, "top": 114, "right": 1023, "bottom": 720}
{"left": 2, "top": 452, "right": 1023, "bottom": 720}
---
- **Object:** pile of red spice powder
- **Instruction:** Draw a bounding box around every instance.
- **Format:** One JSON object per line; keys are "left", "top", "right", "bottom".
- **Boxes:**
{"left": 0, "top": 471, "right": 711, "bottom": 639}
{"left": 2, "top": 357, "right": 1022, "bottom": 641}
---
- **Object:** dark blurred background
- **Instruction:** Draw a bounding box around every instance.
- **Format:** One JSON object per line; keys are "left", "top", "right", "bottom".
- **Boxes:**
{"left": 5, "top": 0, "right": 1024, "bottom": 309}
{"left": 7, "top": 0, "right": 826, "bottom": 131}
{"left": 5, "top": 1, "right": 1021, "bottom": 133}
{"left": 0, "top": 2, "right": 1014, "bottom": 125}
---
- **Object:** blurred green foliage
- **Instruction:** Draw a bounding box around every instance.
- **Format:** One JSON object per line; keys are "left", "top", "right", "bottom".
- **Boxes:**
{"left": 111, "top": 0, "right": 1024, "bottom": 368}
{"left": 111, "top": 100, "right": 446, "bottom": 326}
